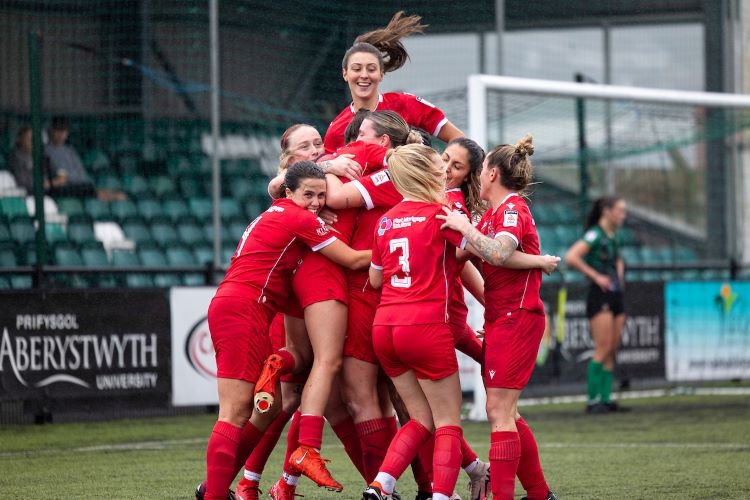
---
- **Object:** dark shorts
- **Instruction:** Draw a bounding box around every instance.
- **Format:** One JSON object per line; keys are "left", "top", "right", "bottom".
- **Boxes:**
{"left": 586, "top": 286, "right": 625, "bottom": 319}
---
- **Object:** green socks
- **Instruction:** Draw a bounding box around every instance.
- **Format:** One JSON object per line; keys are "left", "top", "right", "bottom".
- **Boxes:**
{"left": 587, "top": 360, "right": 603, "bottom": 402}
{"left": 600, "top": 368, "right": 613, "bottom": 403}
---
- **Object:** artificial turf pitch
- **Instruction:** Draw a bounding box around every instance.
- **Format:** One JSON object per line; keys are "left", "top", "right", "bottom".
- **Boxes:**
{"left": 1, "top": 394, "right": 748, "bottom": 499}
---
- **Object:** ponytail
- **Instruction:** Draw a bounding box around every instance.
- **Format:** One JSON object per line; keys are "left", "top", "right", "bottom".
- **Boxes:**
{"left": 343, "top": 12, "right": 427, "bottom": 73}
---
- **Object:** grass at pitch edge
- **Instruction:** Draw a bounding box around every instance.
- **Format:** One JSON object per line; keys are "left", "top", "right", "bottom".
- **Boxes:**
{"left": 0, "top": 394, "right": 748, "bottom": 499}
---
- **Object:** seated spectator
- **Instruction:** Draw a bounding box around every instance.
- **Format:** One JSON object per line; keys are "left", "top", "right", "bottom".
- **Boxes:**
{"left": 45, "top": 116, "right": 97, "bottom": 197}
{"left": 10, "top": 125, "right": 49, "bottom": 193}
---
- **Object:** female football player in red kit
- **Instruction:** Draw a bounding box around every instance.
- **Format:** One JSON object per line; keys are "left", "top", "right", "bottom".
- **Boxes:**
{"left": 438, "top": 135, "right": 559, "bottom": 500}
{"left": 324, "top": 11, "right": 463, "bottom": 154}
{"left": 201, "top": 161, "right": 371, "bottom": 500}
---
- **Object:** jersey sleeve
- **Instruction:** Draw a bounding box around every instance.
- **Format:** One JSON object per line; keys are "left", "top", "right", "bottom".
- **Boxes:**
{"left": 582, "top": 228, "right": 600, "bottom": 247}
{"left": 352, "top": 169, "right": 401, "bottom": 210}
{"left": 291, "top": 209, "right": 338, "bottom": 251}
{"left": 400, "top": 92, "right": 448, "bottom": 137}
{"left": 492, "top": 204, "right": 527, "bottom": 247}
{"left": 370, "top": 221, "right": 384, "bottom": 270}
{"left": 363, "top": 144, "right": 388, "bottom": 174}
{"left": 441, "top": 227, "right": 467, "bottom": 250}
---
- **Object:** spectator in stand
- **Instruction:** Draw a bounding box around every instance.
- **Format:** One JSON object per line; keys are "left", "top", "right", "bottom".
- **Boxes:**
{"left": 10, "top": 125, "right": 49, "bottom": 192}
{"left": 44, "top": 116, "right": 96, "bottom": 197}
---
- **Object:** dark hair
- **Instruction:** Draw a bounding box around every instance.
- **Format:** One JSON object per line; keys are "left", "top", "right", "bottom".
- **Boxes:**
{"left": 15, "top": 125, "right": 32, "bottom": 147}
{"left": 342, "top": 11, "right": 427, "bottom": 73}
{"left": 447, "top": 137, "right": 486, "bottom": 217}
{"left": 344, "top": 110, "right": 370, "bottom": 144}
{"left": 284, "top": 160, "right": 325, "bottom": 192}
{"left": 585, "top": 196, "right": 622, "bottom": 230}
{"left": 50, "top": 116, "right": 69, "bottom": 131}
{"left": 486, "top": 133, "right": 534, "bottom": 194}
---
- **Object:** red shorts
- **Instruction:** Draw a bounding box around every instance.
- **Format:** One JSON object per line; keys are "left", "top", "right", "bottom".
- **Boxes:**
{"left": 482, "top": 309, "right": 545, "bottom": 389}
{"left": 292, "top": 251, "right": 348, "bottom": 309}
{"left": 207, "top": 295, "right": 274, "bottom": 383}
{"left": 373, "top": 323, "right": 458, "bottom": 381}
{"left": 279, "top": 294, "right": 304, "bottom": 319}
{"left": 451, "top": 321, "right": 483, "bottom": 364}
{"left": 343, "top": 287, "right": 380, "bottom": 364}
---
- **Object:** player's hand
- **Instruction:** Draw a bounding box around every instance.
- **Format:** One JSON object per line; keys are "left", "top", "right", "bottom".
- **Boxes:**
{"left": 326, "top": 154, "right": 363, "bottom": 180}
{"left": 436, "top": 206, "right": 471, "bottom": 233}
{"left": 594, "top": 273, "right": 612, "bottom": 292}
{"left": 318, "top": 208, "right": 338, "bottom": 225}
{"left": 475, "top": 329, "right": 485, "bottom": 340}
{"left": 541, "top": 255, "right": 561, "bottom": 275}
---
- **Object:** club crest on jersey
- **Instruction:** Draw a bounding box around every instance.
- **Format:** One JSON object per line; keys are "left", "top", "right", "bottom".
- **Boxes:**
{"left": 378, "top": 217, "right": 393, "bottom": 236}
{"left": 503, "top": 210, "right": 518, "bottom": 227}
{"left": 315, "top": 217, "right": 329, "bottom": 236}
{"left": 371, "top": 170, "right": 391, "bottom": 186}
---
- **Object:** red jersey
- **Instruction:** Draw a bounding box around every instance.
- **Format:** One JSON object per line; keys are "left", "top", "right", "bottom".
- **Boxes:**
{"left": 476, "top": 193, "right": 544, "bottom": 321}
{"left": 326, "top": 141, "right": 388, "bottom": 245}
{"left": 371, "top": 201, "right": 466, "bottom": 326}
{"left": 445, "top": 189, "right": 470, "bottom": 326}
{"left": 215, "top": 198, "right": 336, "bottom": 311}
{"left": 348, "top": 168, "right": 403, "bottom": 290}
{"left": 324, "top": 92, "right": 448, "bottom": 154}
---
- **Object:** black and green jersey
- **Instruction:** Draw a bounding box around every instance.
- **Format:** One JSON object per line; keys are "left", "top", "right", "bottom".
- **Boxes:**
{"left": 582, "top": 225, "right": 622, "bottom": 290}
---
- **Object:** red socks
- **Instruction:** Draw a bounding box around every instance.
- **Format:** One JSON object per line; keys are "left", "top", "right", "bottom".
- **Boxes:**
{"left": 432, "top": 426, "right": 463, "bottom": 497}
{"left": 489, "top": 431, "right": 521, "bottom": 500}
{"left": 243, "top": 410, "right": 291, "bottom": 474}
{"left": 460, "top": 434, "right": 478, "bottom": 468}
{"left": 298, "top": 414, "right": 325, "bottom": 449}
{"left": 332, "top": 417, "right": 367, "bottom": 480}
{"left": 276, "top": 349, "right": 296, "bottom": 375}
{"left": 282, "top": 411, "right": 302, "bottom": 475}
{"left": 205, "top": 421, "right": 243, "bottom": 500}
{"left": 380, "top": 419, "right": 432, "bottom": 480}
{"left": 516, "top": 417, "right": 549, "bottom": 499}
{"left": 411, "top": 434, "right": 434, "bottom": 492}
{"left": 355, "top": 418, "right": 391, "bottom": 482}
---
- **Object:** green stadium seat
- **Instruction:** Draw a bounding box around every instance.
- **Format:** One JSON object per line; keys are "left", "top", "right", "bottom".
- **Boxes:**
{"left": 10, "top": 274, "right": 32, "bottom": 289}
{"left": 245, "top": 200, "right": 263, "bottom": 220}
{"left": 17, "top": 241, "right": 38, "bottom": 265}
{"left": 192, "top": 244, "right": 214, "bottom": 266}
{"left": 45, "top": 222, "right": 68, "bottom": 245}
{"left": 149, "top": 220, "right": 180, "bottom": 247}
{"left": 166, "top": 245, "right": 197, "bottom": 266}
{"left": 220, "top": 198, "right": 243, "bottom": 219}
{"left": 0, "top": 196, "right": 29, "bottom": 217}
{"left": 620, "top": 247, "right": 641, "bottom": 264}
{"left": 228, "top": 177, "right": 253, "bottom": 199}
{"left": 122, "top": 174, "right": 150, "bottom": 197}
{"left": 162, "top": 197, "right": 190, "bottom": 222}
{"left": 82, "top": 149, "right": 110, "bottom": 173}
{"left": 121, "top": 217, "right": 153, "bottom": 245}
{"left": 84, "top": 198, "right": 112, "bottom": 220}
{"left": 619, "top": 226, "right": 637, "bottom": 246}
{"left": 226, "top": 217, "right": 249, "bottom": 242}
{"left": 112, "top": 248, "right": 151, "bottom": 288}
{"left": 56, "top": 197, "right": 85, "bottom": 217}
{"left": 189, "top": 197, "right": 212, "bottom": 220}
{"left": 178, "top": 176, "right": 207, "bottom": 198}
{"left": 135, "top": 198, "right": 162, "bottom": 222}
{"left": 0, "top": 220, "right": 11, "bottom": 242}
{"left": 117, "top": 154, "right": 140, "bottom": 175}
{"left": 110, "top": 199, "right": 138, "bottom": 220}
{"left": 177, "top": 222, "right": 206, "bottom": 246}
{"left": 166, "top": 155, "right": 193, "bottom": 177}
{"left": 148, "top": 176, "right": 177, "bottom": 197}
{"left": 0, "top": 275, "right": 11, "bottom": 289}
{"left": 80, "top": 242, "right": 117, "bottom": 288}
{"left": 675, "top": 246, "right": 698, "bottom": 262}
{"left": 53, "top": 242, "right": 82, "bottom": 266}
{"left": 96, "top": 174, "right": 123, "bottom": 191}
{"left": 0, "top": 243, "right": 18, "bottom": 267}
{"left": 153, "top": 273, "right": 182, "bottom": 287}
{"left": 67, "top": 220, "right": 96, "bottom": 245}
{"left": 9, "top": 216, "right": 35, "bottom": 245}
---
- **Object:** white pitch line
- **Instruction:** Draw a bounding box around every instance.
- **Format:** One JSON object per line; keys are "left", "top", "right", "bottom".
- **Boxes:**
{"left": 518, "top": 386, "right": 750, "bottom": 406}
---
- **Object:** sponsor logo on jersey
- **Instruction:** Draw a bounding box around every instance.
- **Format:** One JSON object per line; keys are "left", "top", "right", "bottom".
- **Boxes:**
{"left": 268, "top": 206, "right": 284, "bottom": 213}
{"left": 503, "top": 210, "right": 518, "bottom": 227}
{"left": 315, "top": 218, "right": 330, "bottom": 237}
{"left": 489, "top": 369, "right": 496, "bottom": 380}
{"left": 371, "top": 170, "right": 391, "bottom": 186}
{"left": 393, "top": 215, "right": 427, "bottom": 229}
{"left": 378, "top": 217, "right": 393, "bottom": 236}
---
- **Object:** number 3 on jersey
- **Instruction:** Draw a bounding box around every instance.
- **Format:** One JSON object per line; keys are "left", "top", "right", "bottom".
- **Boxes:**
{"left": 389, "top": 237, "right": 411, "bottom": 288}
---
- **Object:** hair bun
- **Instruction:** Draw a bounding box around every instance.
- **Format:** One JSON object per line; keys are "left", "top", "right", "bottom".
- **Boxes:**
{"left": 515, "top": 133, "right": 534, "bottom": 157}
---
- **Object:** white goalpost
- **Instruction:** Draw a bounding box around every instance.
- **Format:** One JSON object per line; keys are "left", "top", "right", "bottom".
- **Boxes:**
{"left": 464, "top": 75, "right": 750, "bottom": 421}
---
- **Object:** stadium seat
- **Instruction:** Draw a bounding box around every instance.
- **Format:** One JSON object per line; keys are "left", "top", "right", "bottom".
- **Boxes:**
{"left": 9, "top": 216, "right": 36, "bottom": 245}
{"left": 0, "top": 219, "right": 11, "bottom": 242}
{"left": 10, "top": 274, "right": 32, "bottom": 289}
{"left": 220, "top": 198, "right": 243, "bottom": 219}
{"left": 149, "top": 220, "right": 180, "bottom": 247}
{"left": 117, "top": 154, "right": 140, "bottom": 175}
{"left": 121, "top": 217, "right": 153, "bottom": 245}
{"left": 148, "top": 176, "right": 177, "bottom": 197}
{"left": 96, "top": 174, "right": 123, "bottom": 191}
{"left": 80, "top": 242, "right": 117, "bottom": 288}
{"left": 112, "top": 248, "right": 152, "bottom": 288}
{"left": 122, "top": 174, "right": 150, "bottom": 197}
{"left": 67, "top": 219, "right": 97, "bottom": 245}
{"left": 162, "top": 197, "right": 190, "bottom": 222}
{"left": 245, "top": 200, "right": 263, "bottom": 220}
{"left": 0, "top": 171, "right": 19, "bottom": 191}
{"left": 166, "top": 245, "right": 197, "bottom": 266}
{"left": 192, "top": 244, "right": 214, "bottom": 266}
{"left": 228, "top": 177, "right": 254, "bottom": 199}
{"left": 177, "top": 221, "right": 206, "bottom": 246}
{"left": 0, "top": 196, "right": 30, "bottom": 217}
{"left": 136, "top": 198, "right": 163, "bottom": 221}
{"left": 166, "top": 155, "right": 193, "bottom": 177}
{"left": 110, "top": 199, "right": 138, "bottom": 220}
{"left": 189, "top": 197, "right": 213, "bottom": 220}
{"left": 178, "top": 176, "right": 207, "bottom": 198}
{"left": 45, "top": 222, "right": 68, "bottom": 245}
{"left": 52, "top": 242, "right": 88, "bottom": 288}
{"left": 0, "top": 275, "right": 11, "bottom": 289}
{"left": 84, "top": 198, "right": 112, "bottom": 220}
{"left": 0, "top": 243, "right": 18, "bottom": 267}
{"left": 56, "top": 197, "right": 85, "bottom": 217}
{"left": 17, "top": 241, "right": 38, "bottom": 265}
{"left": 82, "top": 149, "right": 110, "bottom": 173}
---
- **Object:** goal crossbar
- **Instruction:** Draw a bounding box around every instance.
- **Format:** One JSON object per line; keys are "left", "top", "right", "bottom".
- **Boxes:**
{"left": 468, "top": 74, "right": 750, "bottom": 149}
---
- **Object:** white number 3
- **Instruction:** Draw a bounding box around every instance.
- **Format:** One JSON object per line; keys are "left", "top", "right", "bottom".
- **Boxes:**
{"left": 389, "top": 237, "right": 411, "bottom": 288}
